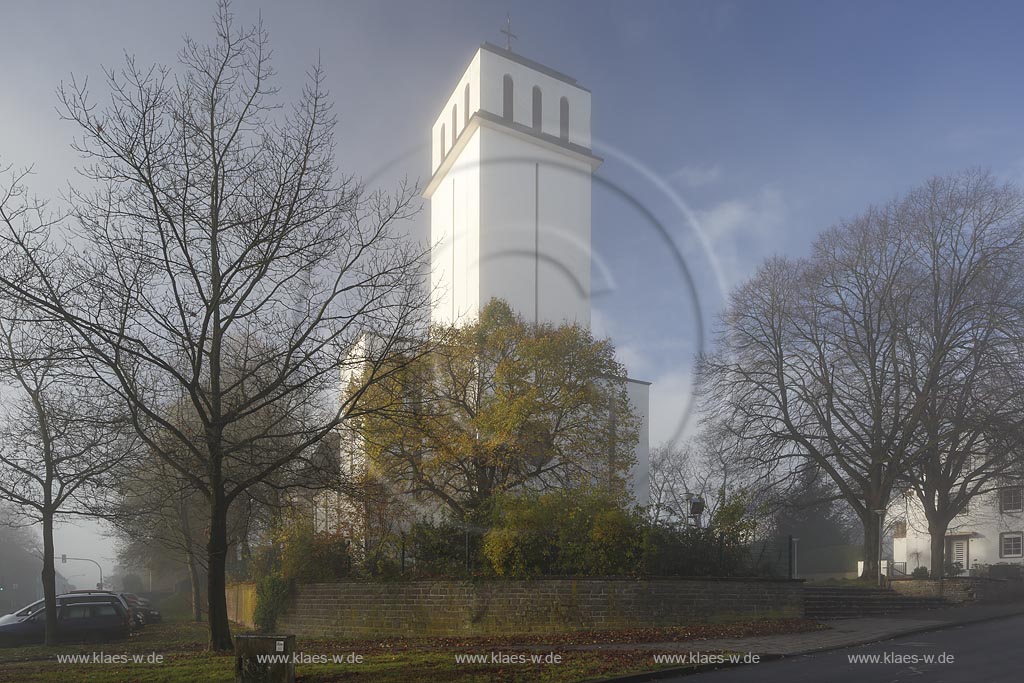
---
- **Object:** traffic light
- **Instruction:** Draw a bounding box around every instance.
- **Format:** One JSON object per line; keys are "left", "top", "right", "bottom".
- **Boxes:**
{"left": 61, "top": 554, "right": 66, "bottom": 563}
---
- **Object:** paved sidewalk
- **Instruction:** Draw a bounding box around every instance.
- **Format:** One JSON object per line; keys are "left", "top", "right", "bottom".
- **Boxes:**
{"left": 578, "top": 600, "right": 1024, "bottom": 657}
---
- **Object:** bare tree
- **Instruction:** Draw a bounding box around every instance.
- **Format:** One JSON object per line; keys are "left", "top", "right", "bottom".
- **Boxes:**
{"left": 647, "top": 422, "right": 787, "bottom": 530}
{"left": 702, "top": 196, "right": 924, "bottom": 578}
{"left": 0, "top": 298, "right": 131, "bottom": 644}
{"left": 104, "top": 456, "right": 210, "bottom": 622}
{"left": 702, "top": 171, "right": 1024, "bottom": 579}
{"left": 0, "top": 4, "right": 427, "bottom": 649}
{"left": 897, "top": 171, "right": 1024, "bottom": 577}
{"left": 647, "top": 443, "right": 694, "bottom": 524}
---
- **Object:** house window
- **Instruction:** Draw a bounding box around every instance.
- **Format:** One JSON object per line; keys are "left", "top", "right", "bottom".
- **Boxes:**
{"left": 1001, "top": 532, "right": 1023, "bottom": 558}
{"left": 893, "top": 520, "right": 907, "bottom": 539}
{"left": 439, "top": 124, "right": 445, "bottom": 159}
{"left": 532, "top": 86, "right": 542, "bottom": 130}
{"left": 502, "top": 74, "right": 513, "bottom": 121}
{"left": 559, "top": 96, "right": 569, "bottom": 141}
{"left": 464, "top": 83, "right": 470, "bottom": 126}
{"left": 1000, "top": 487, "right": 1023, "bottom": 513}
{"left": 452, "top": 105, "right": 458, "bottom": 141}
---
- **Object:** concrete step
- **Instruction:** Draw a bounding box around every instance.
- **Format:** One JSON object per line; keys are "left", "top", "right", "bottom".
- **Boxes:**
{"left": 802, "top": 585, "right": 951, "bottom": 619}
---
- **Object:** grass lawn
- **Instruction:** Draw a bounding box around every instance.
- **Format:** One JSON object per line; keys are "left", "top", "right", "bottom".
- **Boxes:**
{"left": 0, "top": 618, "right": 824, "bottom": 683}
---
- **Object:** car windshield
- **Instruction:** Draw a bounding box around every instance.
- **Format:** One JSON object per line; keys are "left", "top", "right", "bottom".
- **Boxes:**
{"left": 15, "top": 601, "right": 44, "bottom": 618}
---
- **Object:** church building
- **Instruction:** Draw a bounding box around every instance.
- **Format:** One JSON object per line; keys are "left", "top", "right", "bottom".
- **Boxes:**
{"left": 312, "top": 40, "right": 651, "bottom": 543}
{"left": 423, "top": 41, "right": 651, "bottom": 504}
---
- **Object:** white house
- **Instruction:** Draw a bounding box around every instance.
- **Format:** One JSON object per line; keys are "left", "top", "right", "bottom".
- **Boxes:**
{"left": 892, "top": 484, "right": 1024, "bottom": 576}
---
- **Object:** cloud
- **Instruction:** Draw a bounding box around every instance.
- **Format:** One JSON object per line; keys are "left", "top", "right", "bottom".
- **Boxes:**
{"left": 615, "top": 343, "right": 649, "bottom": 378}
{"left": 590, "top": 308, "right": 615, "bottom": 340}
{"left": 647, "top": 370, "right": 698, "bottom": 448}
{"left": 670, "top": 164, "right": 722, "bottom": 189}
{"left": 694, "top": 185, "right": 787, "bottom": 287}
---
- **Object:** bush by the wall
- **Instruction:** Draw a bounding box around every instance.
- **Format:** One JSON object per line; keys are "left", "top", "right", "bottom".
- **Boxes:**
{"left": 278, "top": 520, "right": 352, "bottom": 582}
{"left": 406, "top": 519, "right": 475, "bottom": 577}
{"left": 483, "top": 490, "right": 642, "bottom": 577}
{"left": 483, "top": 490, "right": 764, "bottom": 578}
{"left": 253, "top": 574, "right": 291, "bottom": 632}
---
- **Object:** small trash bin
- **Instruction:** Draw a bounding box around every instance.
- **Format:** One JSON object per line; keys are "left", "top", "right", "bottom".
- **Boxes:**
{"left": 234, "top": 634, "right": 296, "bottom": 683}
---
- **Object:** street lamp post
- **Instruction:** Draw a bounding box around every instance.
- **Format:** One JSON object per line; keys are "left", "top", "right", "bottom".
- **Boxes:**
{"left": 873, "top": 510, "right": 886, "bottom": 589}
{"left": 61, "top": 554, "right": 104, "bottom": 590}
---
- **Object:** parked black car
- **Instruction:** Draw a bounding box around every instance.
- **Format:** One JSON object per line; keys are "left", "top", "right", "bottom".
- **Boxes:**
{"left": 0, "top": 599, "right": 131, "bottom": 645}
{"left": 117, "top": 593, "right": 159, "bottom": 626}
{"left": 65, "top": 593, "right": 142, "bottom": 634}
{"left": 121, "top": 593, "right": 162, "bottom": 624}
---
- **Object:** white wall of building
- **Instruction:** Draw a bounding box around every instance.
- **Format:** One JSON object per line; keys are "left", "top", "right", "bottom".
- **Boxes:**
{"left": 424, "top": 43, "right": 649, "bottom": 505}
{"left": 429, "top": 44, "right": 592, "bottom": 178}
{"left": 477, "top": 124, "right": 592, "bottom": 327}
{"left": 626, "top": 379, "right": 651, "bottom": 506}
{"left": 892, "top": 487, "right": 1024, "bottom": 573}
{"left": 429, "top": 128, "right": 482, "bottom": 325}
{"left": 427, "top": 45, "right": 596, "bottom": 328}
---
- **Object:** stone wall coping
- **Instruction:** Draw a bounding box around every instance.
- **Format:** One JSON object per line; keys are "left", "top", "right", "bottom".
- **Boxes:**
{"left": 283, "top": 576, "right": 804, "bottom": 586}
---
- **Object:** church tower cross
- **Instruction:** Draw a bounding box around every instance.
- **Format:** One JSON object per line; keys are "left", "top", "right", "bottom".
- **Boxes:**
{"left": 501, "top": 13, "right": 517, "bottom": 51}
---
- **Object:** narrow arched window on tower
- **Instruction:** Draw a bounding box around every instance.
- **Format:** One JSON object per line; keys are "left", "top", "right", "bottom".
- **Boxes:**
{"left": 439, "top": 123, "right": 445, "bottom": 159}
{"left": 464, "top": 83, "right": 470, "bottom": 126}
{"left": 503, "top": 74, "right": 513, "bottom": 121}
{"left": 452, "top": 104, "right": 458, "bottom": 142}
{"left": 560, "top": 96, "right": 569, "bottom": 141}
{"left": 532, "top": 86, "right": 542, "bottom": 131}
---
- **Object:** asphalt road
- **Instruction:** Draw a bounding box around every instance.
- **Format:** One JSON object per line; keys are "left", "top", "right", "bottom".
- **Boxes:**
{"left": 663, "top": 614, "right": 1024, "bottom": 683}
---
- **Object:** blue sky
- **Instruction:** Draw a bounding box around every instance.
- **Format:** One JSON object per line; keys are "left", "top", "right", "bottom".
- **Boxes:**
{"left": 4, "top": 0, "right": 1024, "bottom": 571}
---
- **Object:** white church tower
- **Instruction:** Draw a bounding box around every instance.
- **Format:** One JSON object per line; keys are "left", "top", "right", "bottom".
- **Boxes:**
{"left": 423, "top": 42, "right": 598, "bottom": 328}
{"left": 423, "top": 42, "right": 650, "bottom": 504}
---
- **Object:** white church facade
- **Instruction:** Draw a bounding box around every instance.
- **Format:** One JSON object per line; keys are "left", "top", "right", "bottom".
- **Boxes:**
{"left": 311, "top": 42, "right": 650, "bottom": 541}
{"left": 424, "top": 42, "right": 650, "bottom": 504}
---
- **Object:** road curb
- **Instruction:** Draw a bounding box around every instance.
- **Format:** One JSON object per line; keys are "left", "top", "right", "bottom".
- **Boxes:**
{"left": 577, "top": 654, "right": 784, "bottom": 683}
{"left": 585, "top": 606, "right": 1024, "bottom": 682}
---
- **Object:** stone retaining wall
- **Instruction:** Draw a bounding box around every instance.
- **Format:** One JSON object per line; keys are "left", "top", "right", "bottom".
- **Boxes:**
{"left": 228, "top": 578, "right": 802, "bottom": 638}
{"left": 890, "top": 577, "right": 1024, "bottom": 603}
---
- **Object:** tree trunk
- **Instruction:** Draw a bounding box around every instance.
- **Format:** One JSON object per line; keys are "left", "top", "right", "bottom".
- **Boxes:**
{"left": 178, "top": 493, "right": 203, "bottom": 622}
{"left": 928, "top": 516, "right": 950, "bottom": 579}
{"left": 41, "top": 510, "right": 58, "bottom": 646}
{"left": 186, "top": 546, "right": 203, "bottom": 622}
{"left": 206, "top": 493, "right": 232, "bottom": 650}
{"left": 860, "top": 512, "right": 881, "bottom": 580}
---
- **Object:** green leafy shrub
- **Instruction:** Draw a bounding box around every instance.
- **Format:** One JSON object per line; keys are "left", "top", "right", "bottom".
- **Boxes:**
{"left": 253, "top": 574, "right": 291, "bottom": 633}
{"left": 574, "top": 504, "right": 640, "bottom": 575}
{"left": 278, "top": 519, "right": 352, "bottom": 582}
{"left": 640, "top": 522, "right": 754, "bottom": 576}
{"left": 482, "top": 494, "right": 556, "bottom": 577}
{"left": 911, "top": 566, "right": 929, "bottom": 578}
{"left": 407, "top": 519, "right": 474, "bottom": 577}
{"left": 483, "top": 490, "right": 641, "bottom": 577}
